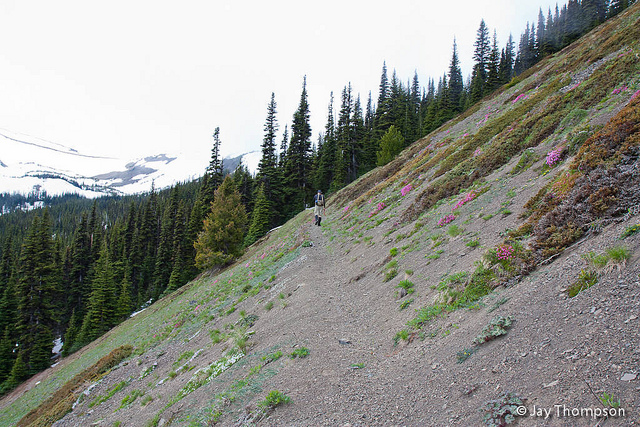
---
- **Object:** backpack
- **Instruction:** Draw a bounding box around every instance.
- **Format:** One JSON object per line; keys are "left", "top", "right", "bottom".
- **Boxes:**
{"left": 316, "top": 194, "right": 324, "bottom": 206}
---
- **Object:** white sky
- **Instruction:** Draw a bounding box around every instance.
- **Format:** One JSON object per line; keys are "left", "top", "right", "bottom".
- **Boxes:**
{"left": 0, "top": 0, "right": 560, "bottom": 162}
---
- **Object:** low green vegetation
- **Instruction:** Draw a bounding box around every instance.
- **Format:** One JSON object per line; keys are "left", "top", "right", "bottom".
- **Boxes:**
{"left": 289, "top": 347, "right": 310, "bottom": 359}
{"left": 473, "top": 316, "right": 514, "bottom": 345}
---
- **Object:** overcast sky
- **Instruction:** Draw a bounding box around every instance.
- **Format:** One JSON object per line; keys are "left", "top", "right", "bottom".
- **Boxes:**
{"left": 1, "top": 0, "right": 560, "bottom": 164}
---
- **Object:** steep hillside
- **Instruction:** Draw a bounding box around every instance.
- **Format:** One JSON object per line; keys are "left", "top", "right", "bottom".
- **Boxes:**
{"left": 2, "top": 4, "right": 640, "bottom": 426}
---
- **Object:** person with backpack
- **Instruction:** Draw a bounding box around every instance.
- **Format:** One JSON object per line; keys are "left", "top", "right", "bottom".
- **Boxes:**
{"left": 313, "top": 189, "right": 325, "bottom": 226}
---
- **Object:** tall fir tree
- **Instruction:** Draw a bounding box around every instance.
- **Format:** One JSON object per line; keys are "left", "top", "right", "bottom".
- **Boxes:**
{"left": 14, "top": 210, "right": 59, "bottom": 376}
{"left": 75, "top": 241, "right": 117, "bottom": 349}
{"left": 245, "top": 184, "right": 271, "bottom": 246}
{"left": 283, "top": 76, "right": 313, "bottom": 216}
{"left": 448, "top": 38, "right": 464, "bottom": 113}
{"left": 313, "top": 92, "right": 337, "bottom": 192}
{"left": 256, "top": 92, "right": 281, "bottom": 220}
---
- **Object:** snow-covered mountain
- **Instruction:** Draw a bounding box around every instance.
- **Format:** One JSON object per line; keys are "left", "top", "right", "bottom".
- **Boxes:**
{"left": 0, "top": 128, "right": 259, "bottom": 198}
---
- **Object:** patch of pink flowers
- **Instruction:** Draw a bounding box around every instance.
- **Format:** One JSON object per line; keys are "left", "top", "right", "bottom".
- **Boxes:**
{"left": 496, "top": 244, "right": 514, "bottom": 260}
{"left": 632, "top": 90, "right": 640, "bottom": 101}
{"left": 437, "top": 214, "right": 455, "bottom": 227}
{"left": 612, "top": 86, "right": 628, "bottom": 95}
{"left": 473, "top": 148, "right": 483, "bottom": 157}
{"left": 368, "top": 202, "right": 387, "bottom": 218}
{"left": 401, "top": 184, "right": 413, "bottom": 197}
{"left": 343, "top": 205, "right": 350, "bottom": 213}
{"left": 453, "top": 191, "right": 478, "bottom": 211}
{"left": 512, "top": 93, "right": 528, "bottom": 104}
{"left": 546, "top": 148, "right": 562, "bottom": 166}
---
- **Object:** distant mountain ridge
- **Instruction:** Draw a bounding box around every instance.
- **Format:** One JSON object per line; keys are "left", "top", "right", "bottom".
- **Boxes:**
{"left": 0, "top": 128, "right": 259, "bottom": 199}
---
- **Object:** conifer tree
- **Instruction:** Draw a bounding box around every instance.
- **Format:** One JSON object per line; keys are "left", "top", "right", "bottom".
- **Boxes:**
{"left": 486, "top": 30, "right": 501, "bottom": 92}
{"left": 313, "top": 92, "right": 337, "bottom": 192}
{"left": 245, "top": 184, "right": 271, "bottom": 246}
{"left": 470, "top": 19, "right": 490, "bottom": 102}
{"left": 0, "top": 327, "right": 14, "bottom": 385}
{"left": 448, "top": 38, "right": 464, "bottom": 113}
{"left": 116, "top": 272, "right": 133, "bottom": 319}
{"left": 332, "top": 84, "right": 353, "bottom": 190}
{"left": 204, "top": 127, "right": 224, "bottom": 205}
{"left": 283, "top": 76, "right": 313, "bottom": 215}
{"left": 377, "top": 125, "right": 405, "bottom": 166}
{"left": 256, "top": 92, "right": 281, "bottom": 217}
{"left": 499, "top": 34, "right": 515, "bottom": 83}
{"left": 279, "top": 124, "right": 288, "bottom": 168}
{"left": 75, "top": 242, "right": 117, "bottom": 348}
{"left": 14, "top": 211, "right": 59, "bottom": 375}
{"left": 194, "top": 176, "right": 248, "bottom": 269}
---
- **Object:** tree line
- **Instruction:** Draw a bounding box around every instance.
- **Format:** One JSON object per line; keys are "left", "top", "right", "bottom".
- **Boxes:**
{"left": 0, "top": 0, "right": 634, "bottom": 395}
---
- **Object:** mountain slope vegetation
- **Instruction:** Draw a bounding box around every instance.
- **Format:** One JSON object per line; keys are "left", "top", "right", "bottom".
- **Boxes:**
{"left": 2, "top": 2, "right": 640, "bottom": 426}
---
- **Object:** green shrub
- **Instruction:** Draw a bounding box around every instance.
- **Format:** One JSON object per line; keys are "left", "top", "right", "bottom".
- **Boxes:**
{"left": 621, "top": 224, "right": 640, "bottom": 238}
{"left": 384, "top": 268, "right": 398, "bottom": 282}
{"left": 447, "top": 224, "right": 464, "bottom": 237}
{"left": 390, "top": 247, "right": 399, "bottom": 257}
{"left": 289, "top": 347, "right": 310, "bottom": 359}
{"left": 466, "top": 239, "right": 480, "bottom": 248}
{"left": 456, "top": 348, "right": 475, "bottom": 363}
{"left": 567, "top": 269, "right": 598, "bottom": 297}
{"left": 265, "top": 301, "right": 274, "bottom": 311}
{"left": 261, "top": 351, "right": 283, "bottom": 364}
{"left": 258, "top": 390, "right": 291, "bottom": 409}
{"left": 481, "top": 391, "right": 524, "bottom": 426}
{"left": 399, "top": 298, "right": 414, "bottom": 310}
{"left": 396, "top": 280, "right": 415, "bottom": 294}
{"left": 474, "top": 316, "right": 514, "bottom": 345}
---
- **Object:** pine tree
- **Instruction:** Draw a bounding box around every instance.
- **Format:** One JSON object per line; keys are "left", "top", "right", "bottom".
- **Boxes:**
{"left": 0, "top": 327, "right": 15, "bottom": 384}
{"left": 377, "top": 125, "right": 405, "bottom": 166}
{"left": 204, "top": 127, "right": 224, "bottom": 205}
{"left": 256, "top": 93, "right": 282, "bottom": 221}
{"left": 374, "top": 62, "right": 392, "bottom": 140}
{"left": 470, "top": 19, "right": 490, "bottom": 102}
{"left": 486, "top": 30, "right": 501, "bottom": 93}
{"left": 153, "top": 187, "right": 179, "bottom": 297}
{"left": 283, "top": 76, "right": 313, "bottom": 215}
{"left": 14, "top": 210, "right": 59, "bottom": 375}
{"left": 332, "top": 84, "right": 353, "bottom": 190}
{"left": 75, "top": 242, "right": 117, "bottom": 348}
{"left": 448, "top": 38, "right": 464, "bottom": 113}
{"left": 499, "top": 34, "right": 515, "bottom": 83}
{"left": 116, "top": 272, "right": 134, "bottom": 319}
{"left": 313, "top": 92, "right": 337, "bottom": 192}
{"left": 245, "top": 184, "right": 271, "bottom": 246}
{"left": 279, "top": 124, "right": 289, "bottom": 168}
{"left": 194, "top": 176, "right": 248, "bottom": 269}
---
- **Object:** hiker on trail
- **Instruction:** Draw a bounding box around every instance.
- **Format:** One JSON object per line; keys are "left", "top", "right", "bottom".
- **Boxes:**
{"left": 314, "top": 189, "right": 325, "bottom": 226}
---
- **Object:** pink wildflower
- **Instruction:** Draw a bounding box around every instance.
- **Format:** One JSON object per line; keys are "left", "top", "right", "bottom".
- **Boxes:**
{"left": 546, "top": 148, "right": 562, "bottom": 167}
{"left": 437, "top": 214, "right": 455, "bottom": 227}
{"left": 453, "top": 191, "right": 478, "bottom": 211}
{"left": 401, "top": 184, "right": 413, "bottom": 197}
{"left": 344, "top": 205, "right": 350, "bottom": 213}
{"left": 612, "top": 86, "right": 628, "bottom": 95}
{"left": 512, "top": 93, "right": 528, "bottom": 104}
{"left": 631, "top": 90, "right": 640, "bottom": 101}
{"left": 496, "top": 244, "right": 514, "bottom": 261}
{"left": 368, "top": 202, "right": 387, "bottom": 218}
{"left": 473, "top": 148, "right": 482, "bottom": 157}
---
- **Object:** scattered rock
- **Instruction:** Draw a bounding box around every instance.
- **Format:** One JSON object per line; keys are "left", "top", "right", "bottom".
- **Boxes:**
{"left": 338, "top": 339, "right": 352, "bottom": 345}
{"left": 621, "top": 373, "right": 637, "bottom": 381}
{"left": 543, "top": 380, "right": 559, "bottom": 388}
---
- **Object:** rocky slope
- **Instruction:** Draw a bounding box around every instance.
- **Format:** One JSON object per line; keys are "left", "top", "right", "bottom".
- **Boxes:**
{"left": 1, "top": 4, "right": 640, "bottom": 427}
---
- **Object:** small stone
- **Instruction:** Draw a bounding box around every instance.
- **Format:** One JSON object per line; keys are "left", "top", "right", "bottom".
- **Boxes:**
{"left": 338, "top": 339, "right": 351, "bottom": 345}
{"left": 624, "top": 315, "right": 637, "bottom": 323}
{"left": 621, "top": 373, "right": 637, "bottom": 381}
{"left": 543, "top": 380, "right": 559, "bottom": 388}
